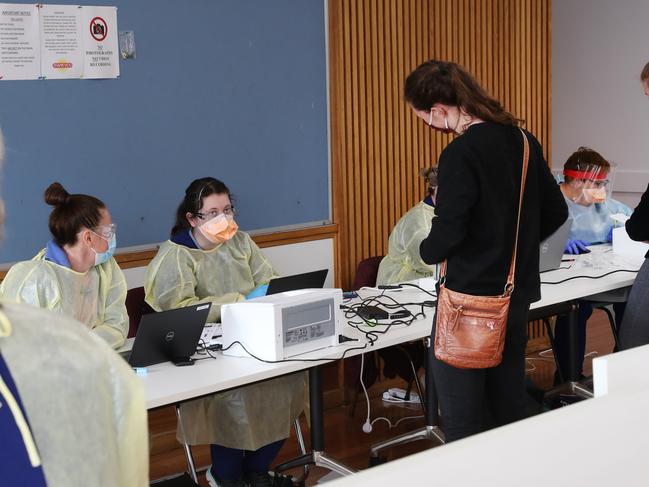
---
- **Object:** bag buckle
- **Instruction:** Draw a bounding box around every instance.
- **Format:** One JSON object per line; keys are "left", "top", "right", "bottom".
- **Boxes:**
{"left": 503, "top": 283, "right": 514, "bottom": 297}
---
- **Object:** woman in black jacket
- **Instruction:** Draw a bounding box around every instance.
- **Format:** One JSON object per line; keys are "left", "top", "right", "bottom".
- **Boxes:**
{"left": 618, "top": 183, "right": 649, "bottom": 349}
{"left": 404, "top": 60, "right": 568, "bottom": 442}
{"left": 618, "top": 65, "right": 649, "bottom": 350}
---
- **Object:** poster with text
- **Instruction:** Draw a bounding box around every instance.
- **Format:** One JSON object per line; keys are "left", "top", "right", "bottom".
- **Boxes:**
{"left": 82, "top": 5, "right": 118, "bottom": 79}
{"left": 39, "top": 4, "right": 83, "bottom": 79}
{"left": 0, "top": 4, "right": 40, "bottom": 80}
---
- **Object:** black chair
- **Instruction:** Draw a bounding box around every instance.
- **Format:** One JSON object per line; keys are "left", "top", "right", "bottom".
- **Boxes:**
{"left": 125, "top": 286, "right": 155, "bottom": 338}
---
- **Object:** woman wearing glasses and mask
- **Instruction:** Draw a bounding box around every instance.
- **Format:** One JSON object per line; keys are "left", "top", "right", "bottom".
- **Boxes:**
{"left": 1, "top": 182, "right": 127, "bottom": 349}
{"left": 145, "top": 177, "right": 304, "bottom": 487}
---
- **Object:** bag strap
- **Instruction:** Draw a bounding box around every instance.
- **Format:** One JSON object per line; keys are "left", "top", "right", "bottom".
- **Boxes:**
{"left": 439, "top": 129, "right": 530, "bottom": 296}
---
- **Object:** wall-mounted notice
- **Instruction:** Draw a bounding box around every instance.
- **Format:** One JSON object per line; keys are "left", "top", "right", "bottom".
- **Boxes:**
{"left": 0, "top": 4, "right": 40, "bottom": 80}
{"left": 40, "top": 4, "right": 82, "bottom": 79}
{"left": 0, "top": 3, "right": 119, "bottom": 81}
{"left": 82, "top": 5, "right": 118, "bottom": 78}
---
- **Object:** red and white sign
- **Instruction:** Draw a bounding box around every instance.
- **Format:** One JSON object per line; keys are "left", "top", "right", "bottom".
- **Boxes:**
{"left": 82, "top": 6, "right": 118, "bottom": 79}
{"left": 89, "top": 16, "right": 107, "bottom": 42}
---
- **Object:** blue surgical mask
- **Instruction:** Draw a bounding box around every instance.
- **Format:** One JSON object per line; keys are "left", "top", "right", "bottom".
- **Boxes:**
{"left": 92, "top": 234, "right": 116, "bottom": 266}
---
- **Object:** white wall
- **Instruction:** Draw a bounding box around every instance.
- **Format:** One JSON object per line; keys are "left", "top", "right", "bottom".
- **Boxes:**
{"left": 122, "top": 238, "right": 335, "bottom": 290}
{"left": 553, "top": 0, "right": 649, "bottom": 209}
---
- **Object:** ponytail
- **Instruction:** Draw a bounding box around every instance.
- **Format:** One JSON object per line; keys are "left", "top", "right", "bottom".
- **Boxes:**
{"left": 404, "top": 60, "right": 522, "bottom": 127}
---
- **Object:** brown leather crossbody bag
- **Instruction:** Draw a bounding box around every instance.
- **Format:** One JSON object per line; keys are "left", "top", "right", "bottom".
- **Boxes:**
{"left": 434, "top": 129, "right": 529, "bottom": 369}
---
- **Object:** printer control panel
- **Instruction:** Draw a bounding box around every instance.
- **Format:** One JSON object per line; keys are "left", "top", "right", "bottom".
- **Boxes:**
{"left": 282, "top": 298, "right": 336, "bottom": 347}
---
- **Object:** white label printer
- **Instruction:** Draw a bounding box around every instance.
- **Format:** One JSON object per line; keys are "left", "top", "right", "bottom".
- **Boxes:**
{"left": 221, "top": 289, "right": 344, "bottom": 361}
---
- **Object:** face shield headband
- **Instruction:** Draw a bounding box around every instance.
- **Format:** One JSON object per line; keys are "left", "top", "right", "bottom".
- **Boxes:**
{"left": 563, "top": 169, "right": 608, "bottom": 181}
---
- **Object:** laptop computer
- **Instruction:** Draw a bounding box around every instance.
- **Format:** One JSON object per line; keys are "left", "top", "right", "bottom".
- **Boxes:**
{"left": 126, "top": 303, "right": 212, "bottom": 367}
{"left": 539, "top": 218, "right": 572, "bottom": 272}
{"left": 265, "top": 269, "right": 329, "bottom": 295}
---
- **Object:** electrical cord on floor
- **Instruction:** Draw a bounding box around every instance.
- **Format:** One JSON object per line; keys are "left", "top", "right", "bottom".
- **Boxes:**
{"left": 359, "top": 353, "right": 423, "bottom": 434}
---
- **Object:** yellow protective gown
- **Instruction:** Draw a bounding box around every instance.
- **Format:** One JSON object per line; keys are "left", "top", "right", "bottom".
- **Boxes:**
{"left": 377, "top": 202, "right": 439, "bottom": 286}
{"left": 0, "top": 300, "right": 148, "bottom": 487}
{"left": 0, "top": 250, "right": 128, "bottom": 349}
{"left": 144, "top": 231, "right": 306, "bottom": 449}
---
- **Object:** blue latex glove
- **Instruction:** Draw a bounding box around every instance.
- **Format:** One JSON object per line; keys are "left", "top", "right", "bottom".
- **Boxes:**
{"left": 564, "top": 239, "right": 591, "bottom": 255}
{"left": 606, "top": 226, "right": 614, "bottom": 243}
{"left": 245, "top": 283, "right": 269, "bottom": 300}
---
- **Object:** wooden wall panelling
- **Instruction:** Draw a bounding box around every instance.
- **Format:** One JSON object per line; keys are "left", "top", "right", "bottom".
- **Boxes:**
{"left": 329, "top": 0, "right": 552, "bottom": 291}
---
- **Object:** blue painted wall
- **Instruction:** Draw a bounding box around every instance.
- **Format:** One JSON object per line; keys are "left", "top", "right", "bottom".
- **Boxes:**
{"left": 0, "top": 0, "right": 329, "bottom": 262}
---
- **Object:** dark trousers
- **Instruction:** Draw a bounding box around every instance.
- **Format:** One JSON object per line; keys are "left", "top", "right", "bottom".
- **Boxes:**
{"left": 210, "top": 440, "right": 285, "bottom": 481}
{"left": 619, "top": 258, "right": 649, "bottom": 350}
{"left": 431, "top": 297, "right": 530, "bottom": 442}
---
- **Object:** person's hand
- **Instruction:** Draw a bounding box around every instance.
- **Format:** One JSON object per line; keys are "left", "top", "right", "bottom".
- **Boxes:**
{"left": 245, "top": 284, "right": 269, "bottom": 300}
{"left": 606, "top": 226, "right": 614, "bottom": 243}
{"left": 564, "top": 239, "right": 591, "bottom": 255}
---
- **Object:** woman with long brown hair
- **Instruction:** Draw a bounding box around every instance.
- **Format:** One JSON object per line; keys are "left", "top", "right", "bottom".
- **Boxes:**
{"left": 405, "top": 60, "right": 568, "bottom": 441}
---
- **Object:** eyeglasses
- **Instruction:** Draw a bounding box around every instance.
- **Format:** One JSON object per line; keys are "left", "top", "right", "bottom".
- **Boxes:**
{"left": 580, "top": 179, "right": 609, "bottom": 189}
{"left": 195, "top": 206, "right": 235, "bottom": 220}
{"left": 92, "top": 224, "right": 117, "bottom": 240}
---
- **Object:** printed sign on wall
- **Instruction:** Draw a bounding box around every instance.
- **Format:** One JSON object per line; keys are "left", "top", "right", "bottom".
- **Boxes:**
{"left": 82, "top": 5, "right": 118, "bottom": 78}
{"left": 0, "top": 4, "right": 40, "bottom": 80}
{"left": 0, "top": 3, "right": 119, "bottom": 80}
{"left": 39, "top": 4, "right": 83, "bottom": 79}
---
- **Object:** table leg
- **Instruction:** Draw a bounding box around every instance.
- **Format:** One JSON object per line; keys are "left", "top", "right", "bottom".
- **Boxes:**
{"left": 175, "top": 405, "right": 198, "bottom": 483}
{"left": 567, "top": 301, "right": 579, "bottom": 382}
{"left": 274, "top": 365, "right": 356, "bottom": 476}
{"left": 369, "top": 337, "right": 445, "bottom": 460}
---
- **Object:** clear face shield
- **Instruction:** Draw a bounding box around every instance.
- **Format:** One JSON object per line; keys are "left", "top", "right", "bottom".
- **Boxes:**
{"left": 563, "top": 162, "right": 616, "bottom": 206}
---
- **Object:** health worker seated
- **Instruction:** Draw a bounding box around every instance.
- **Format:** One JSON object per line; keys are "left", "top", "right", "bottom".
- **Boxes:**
{"left": 144, "top": 177, "right": 305, "bottom": 487}
{"left": 559, "top": 147, "right": 631, "bottom": 254}
{"left": 554, "top": 147, "right": 631, "bottom": 381}
{"left": 375, "top": 167, "right": 439, "bottom": 383}
{"left": 0, "top": 182, "right": 128, "bottom": 349}
{"left": 377, "top": 166, "right": 439, "bottom": 286}
{"left": 0, "top": 134, "right": 148, "bottom": 486}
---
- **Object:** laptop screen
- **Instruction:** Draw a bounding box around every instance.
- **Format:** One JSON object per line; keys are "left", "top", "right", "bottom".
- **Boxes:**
{"left": 127, "top": 303, "right": 211, "bottom": 367}
{"left": 266, "top": 269, "right": 329, "bottom": 295}
{"left": 539, "top": 218, "right": 572, "bottom": 273}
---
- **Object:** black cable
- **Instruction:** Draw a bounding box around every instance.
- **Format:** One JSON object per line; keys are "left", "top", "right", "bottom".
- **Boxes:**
{"left": 391, "top": 282, "right": 438, "bottom": 299}
{"left": 195, "top": 340, "right": 221, "bottom": 360}
{"left": 196, "top": 288, "right": 436, "bottom": 365}
{"left": 541, "top": 268, "right": 638, "bottom": 285}
{"left": 219, "top": 340, "right": 370, "bottom": 363}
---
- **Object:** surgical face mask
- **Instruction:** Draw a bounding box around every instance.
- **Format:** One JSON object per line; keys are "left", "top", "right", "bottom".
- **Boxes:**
{"left": 92, "top": 233, "right": 116, "bottom": 266}
{"left": 198, "top": 213, "right": 238, "bottom": 244}
{"left": 582, "top": 187, "right": 607, "bottom": 204}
